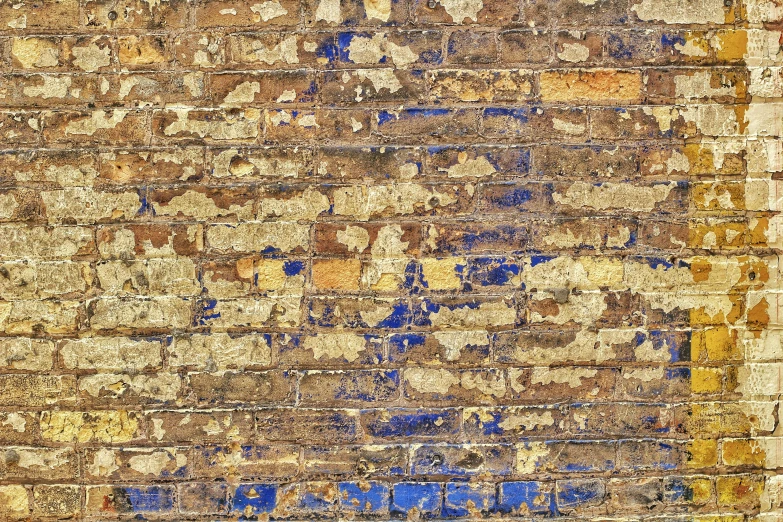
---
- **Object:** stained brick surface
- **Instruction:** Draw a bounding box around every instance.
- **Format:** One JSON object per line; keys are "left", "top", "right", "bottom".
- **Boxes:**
{"left": 0, "top": 0, "right": 781, "bottom": 519}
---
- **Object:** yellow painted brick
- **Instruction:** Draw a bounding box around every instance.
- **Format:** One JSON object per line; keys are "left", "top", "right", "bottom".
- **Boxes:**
{"left": 312, "top": 259, "right": 361, "bottom": 291}
{"left": 421, "top": 257, "right": 465, "bottom": 290}
{"left": 691, "top": 327, "right": 741, "bottom": 361}
{"left": 539, "top": 70, "right": 642, "bottom": 102}
{"left": 0, "top": 485, "right": 29, "bottom": 519}
{"left": 722, "top": 439, "right": 766, "bottom": 467}
{"left": 687, "top": 438, "right": 719, "bottom": 468}
{"left": 716, "top": 476, "right": 764, "bottom": 509}
{"left": 691, "top": 367, "right": 723, "bottom": 393}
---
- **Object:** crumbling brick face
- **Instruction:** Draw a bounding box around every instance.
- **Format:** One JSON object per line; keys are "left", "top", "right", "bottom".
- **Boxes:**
{"left": 0, "top": 0, "right": 780, "bottom": 519}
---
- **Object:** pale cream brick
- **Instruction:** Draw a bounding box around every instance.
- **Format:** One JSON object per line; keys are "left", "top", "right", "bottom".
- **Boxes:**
{"left": 60, "top": 337, "right": 162, "bottom": 372}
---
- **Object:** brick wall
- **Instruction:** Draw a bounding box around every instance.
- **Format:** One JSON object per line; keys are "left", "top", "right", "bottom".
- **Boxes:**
{"left": 0, "top": 0, "right": 780, "bottom": 519}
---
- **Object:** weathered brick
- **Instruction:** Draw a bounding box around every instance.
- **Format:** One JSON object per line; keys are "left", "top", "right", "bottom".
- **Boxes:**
{"left": 299, "top": 369, "right": 400, "bottom": 405}
{"left": 194, "top": 445, "right": 299, "bottom": 479}
{"left": 32, "top": 485, "right": 81, "bottom": 518}
{"left": 189, "top": 370, "right": 296, "bottom": 405}
{"left": 84, "top": 0, "right": 190, "bottom": 29}
{"left": 85, "top": 485, "right": 175, "bottom": 515}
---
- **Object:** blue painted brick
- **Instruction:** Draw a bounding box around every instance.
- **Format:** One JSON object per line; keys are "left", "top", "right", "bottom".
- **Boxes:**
{"left": 556, "top": 479, "right": 605, "bottom": 511}
{"left": 231, "top": 484, "right": 278, "bottom": 515}
{"left": 391, "top": 482, "right": 442, "bottom": 517}
{"left": 498, "top": 481, "right": 554, "bottom": 515}
{"left": 124, "top": 486, "right": 175, "bottom": 513}
{"left": 339, "top": 481, "right": 390, "bottom": 514}
{"left": 443, "top": 482, "right": 496, "bottom": 517}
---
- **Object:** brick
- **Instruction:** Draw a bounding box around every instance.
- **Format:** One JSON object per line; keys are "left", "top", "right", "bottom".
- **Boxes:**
{"left": 2, "top": 447, "right": 79, "bottom": 481}
{"left": 230, "top": 483, "right": 278, "bottom": 515}
{"left": 429, "top": 69, "right": 534, "bottom": 102}
{"left": 179, "top": 482, "right": 229, "bottom": 514}
{"left": 195, "top": 0, "right": 300, "bottom": 27}
{"left": 100, "top": 148, "right": 204, "bottom": 185}
{"left": 44, "top": 110, "right": 148, "bottom": 145}
{"left": 118, "top": 35, "right": 172, "bottom": 67}
{"left": 85, "top": 485, "right": 175, "bottom": 515}
{"left": 391, "top": 482, "right": 442, "bottom": 517}
{"left": 189, "top": 371, "right": 296, "bottom": 405}
{"left": 83, "top": 447, "right": 188, "bottom": 481}
{"left": 540, "top": 70, "right": 643, "bottom": 103}
{"left": 0, "top": 0, "right": 78, "bottom": 29}
{"left": 443, "top": 482, "right": 496, "bottom": 517}
{"left": 304, "top": 445, "right": 407, "bottom": 476}
{"left": 40, "top": 410, "right": 143, "bottom": 444}
{"left": 33, "top": 485, "right": 81, "bottom": 518}
{"left": 0, "top": 485, "right": 29, "bottom": 519}
{"left": 194, "top": 445, "right": 298, "bottom": 479}
{"left": 152, "top": 108, "right": 261, "bottom": 142}
{"left": 556, "top": 479, "right": 606, "bottom": 513}
{"left": 338, "top": 481, "right": 389, "bottom": 515}
{"left": 377, "top": 108, "right": 478, "bottom": 140}
{"left": 500, "top": 30, "right": 553, "bottom": 64}
{"left": 555, "top": 31, "right": 603, "bottom": 65}
{"left": 464, "top": 406, "right": 565, "bottom": 440}
{"left": 257, "top": 408, "right": 360, "bottom": 442}
{"left": 411, "top": 443, "right": 514, "bottom": 476}
{"left": 321, "top": 69, "right": 425, "bottom": 104}
{"left": 482, "top": 106, "right": 588, "bottom": 139}
{"left": 388, "top": 331, "right": 491, "bottom": 365}
{"left": 299, "top": 369, "right": 400, "bottom": 405}
{"left": 84, "top": 0, "right": 190, "bottom": 29}
{"left": 278, "top": 332, "right": 383, "bottom": 367}
{"left": 145, "top": 410, "right": 255, "bottom": 443}
{"left": 498, "top": 481, "right": 553, "bottom": 515}
{"left": 208, "top": 147, "right": 311, "bottom": 181}
{"left": 212, "top": 71, "right": 317, "bottom": 105}
{"left": 446, "top": 31, "right": 498, "bottom": 64}
{"left": 336, "top": 31, "right": 443, "bottom": 67}
{"left": 361, "top": 408, "right": 460, "bottom": 440}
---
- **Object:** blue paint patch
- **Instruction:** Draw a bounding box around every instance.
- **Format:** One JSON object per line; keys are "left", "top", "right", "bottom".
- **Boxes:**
{"left": 125, "top": 486, "right": 174, "bottom": 512}
{"left": 231, "top": 484, "right": 277, "bottom": 515}
{"left": 470, "top": 257, "right": 520, "bottom": 286}
{"left": 483, "top": 107, "right": 528, "bottom": 122}
{"left": 377, "top": 111, "right": 397, "bottom": 126}
{"left": 283, "top": 260, "right": 304, "bottom": 276}
{"left": 137, "top": 194, "right": 153, "bottom": 216}
{"left": 444, "top": 482, "right": 496, "bottom": 517}
{"left": 498, "top": 481, "right": 553, "bottom": 515}
{"left": 530, "top": 255, "right": 553, "bottom": 267}
{"left": 195, "top": 299, "right": 220, "bottom": 325}
{"left": 474, "top": 409, "right": 504, "bottom": 435}
{"left": 364, "top": 409, "right": 460, "bottom": 438}
{"left": 648, "top": 329, "right": 687, "bottom": 362}
{"left": 606, "top": 33, "right": 632, "bottom": 59}
{"left": 645, "top": 257, "right": 674, "bottom": 270}
{"left": 419, "top": 47, "right": 442, "bottom": 64}
{"left": 337, "top": 32, "right": 360, "bottom": 61}
{"left": 556, "top": 479, "right": 605, "bottom": 510}
{"left": 338, "top": 481, "right": 389, "bottom": 514}
{"left": 316, "top": 40, "right": 338, "bottom": 63}
{"left": 495, "top": 187, "right": 531, "bottom": 207}
{"left": 300, "top": 487, "right": 336, "bottom": 513}
{"left": 388, "top": 333, "right": 426, "bottom": 359}
{"left": 391, "top": 483, "right": 442, "bottom": 516}
{"left": 664, "top": 477, "right": 686, "bottom": 502}
{"left": 661, "top": 33, "right": 686, "bottom": 48}
{"left": 376, "top": 303, "right": 410, "bottom": 328}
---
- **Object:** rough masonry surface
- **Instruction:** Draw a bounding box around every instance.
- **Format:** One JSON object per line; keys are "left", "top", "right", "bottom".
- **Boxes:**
{"left": 0, "top": 0, "right": 780, "bottom": 519}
